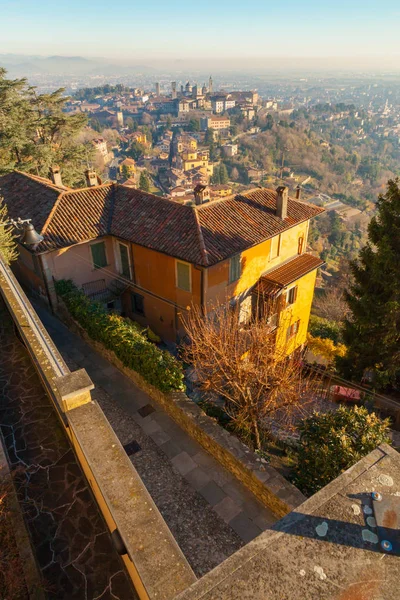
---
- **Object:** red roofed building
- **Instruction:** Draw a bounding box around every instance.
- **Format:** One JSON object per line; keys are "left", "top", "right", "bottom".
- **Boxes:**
{"left": 0, "top": 171, "right": 324, "bottom": 346}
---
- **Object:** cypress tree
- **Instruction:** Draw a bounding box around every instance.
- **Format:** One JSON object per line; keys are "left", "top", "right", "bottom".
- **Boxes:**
{"left": 338, "top": 179, "right": 400, "bottom": 388}
{"left": 139, "top": 170, "right": 150, "bottom": 192}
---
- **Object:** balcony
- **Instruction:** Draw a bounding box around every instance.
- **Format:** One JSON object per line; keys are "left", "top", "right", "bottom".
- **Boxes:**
{"left": 81, "top": 278, "right": 129, "bottom": 303}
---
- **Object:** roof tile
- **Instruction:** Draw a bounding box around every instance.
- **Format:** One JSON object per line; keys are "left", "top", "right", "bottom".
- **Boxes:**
{"left": 0, "top": 172, "right": 324, "bottom": 267}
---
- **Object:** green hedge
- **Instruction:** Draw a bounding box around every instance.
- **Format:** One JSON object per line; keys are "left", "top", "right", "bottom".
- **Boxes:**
{"left": 55, "top": 279, "right": 185, "bottom": 393}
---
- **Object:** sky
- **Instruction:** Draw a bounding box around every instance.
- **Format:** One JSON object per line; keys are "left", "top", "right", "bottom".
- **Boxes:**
{"left": 1, "top": 0, "right": 400, "bottom": 62}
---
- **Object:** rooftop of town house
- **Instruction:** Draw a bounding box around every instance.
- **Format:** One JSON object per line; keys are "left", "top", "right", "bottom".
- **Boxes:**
{"left": 177, "top": 443, "right": 400, "bottom": 600}
{"left": 0, "top": 171, "right": 324, "bottom": 267}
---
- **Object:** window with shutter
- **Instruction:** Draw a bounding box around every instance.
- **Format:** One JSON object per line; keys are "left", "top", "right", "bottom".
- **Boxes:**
{"left": 176, "top": 261, "right": 191, "bottom": 292}
{"left": 286, "top": 286, "right": 298, "bottom": 305}
{"left": 229, "top": 254, "right": 241, "bottom": 283}
{"left": 298, "top": 236, "right": 304, "bottom": 255}
{"left": 270, "top": 234, "right": 281, "bottom": 260}
{"left": 90, "top": 242, "right": 107, "bottom": 269}
{"left": 119, "top": 243, "right": 131, "bottom": 278}
{"left": 286, "top": 319, "right": 300, "bottom": 339}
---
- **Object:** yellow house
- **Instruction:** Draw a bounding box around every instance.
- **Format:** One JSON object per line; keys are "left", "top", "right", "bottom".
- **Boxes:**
{"left": 210, "top": 184, "right": 232, "bottom": 197}
{"left": 176, "top": 137, "right": 198, "bottom": 152}
{"left": 177, "top": 151, "right": 213, "bottom": 176}
{"left": 0, "top": 172, "right": 324, "bottom": 354}
{"left": 119, "top": 158, "right": 136, "bottom": 175}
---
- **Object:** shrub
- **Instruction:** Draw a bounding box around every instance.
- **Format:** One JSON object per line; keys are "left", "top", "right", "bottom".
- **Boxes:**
{"left": 55, "top": 280, "right": 185, "bottom": 392}
{"left": 309, "top": 315, "right": 341, "bottom": 343}
{"left": 293, "top": 405, "right": 391, "bottom": 495}
{"left": 307, "top": 333, "right": 347, "bottom": 364}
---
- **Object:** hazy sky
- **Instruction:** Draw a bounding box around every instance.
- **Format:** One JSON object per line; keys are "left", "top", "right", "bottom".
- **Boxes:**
{"left": 1, "top": 0, "right": 400, "bottom": 60}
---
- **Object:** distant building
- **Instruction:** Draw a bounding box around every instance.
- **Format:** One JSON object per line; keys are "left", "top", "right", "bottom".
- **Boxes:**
{"left": 210, "top": 184, "right": 232, "bottom": 197}
{"left": 171, "top": 82, "right": 177, "bottom": 99}
{"left": 119, "top": 158, "right": 136, "bottom": 176}
{"left": 222, "top": 144, "right": 238, "bottom": 157}
{"left": 92, "top": 138, "right": 108, "bottom": 158}
{"left": 176, "top": 151, "right": 213, "bottom": 176}
{"left": 201, "top": 116, "right": 231, "bottom": 132}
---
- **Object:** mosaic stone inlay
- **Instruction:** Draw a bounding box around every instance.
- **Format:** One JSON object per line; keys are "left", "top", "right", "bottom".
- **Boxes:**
{"left": 0, "top": 300, "right": 135, "bottom": 600}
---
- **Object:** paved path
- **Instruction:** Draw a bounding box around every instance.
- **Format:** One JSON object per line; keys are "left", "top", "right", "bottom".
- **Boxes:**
{"left": 34, "top": 302, "right": 278, "bottom": 576}
{"left": 0, "top": 300, "right": 136, "bottom": 600}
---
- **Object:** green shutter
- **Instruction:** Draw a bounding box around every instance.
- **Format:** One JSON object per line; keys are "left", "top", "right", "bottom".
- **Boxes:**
{"left": 177, "top": 262, "right": 190, "bottom": 291}
{"left": 229, "top": 254, "right": 241, "bottom": 283}
{"left": 119, "top": 244, "right": 130, "bottom": 278}
{"left": 91, "top": 242, "right": 107, "bottom": 269}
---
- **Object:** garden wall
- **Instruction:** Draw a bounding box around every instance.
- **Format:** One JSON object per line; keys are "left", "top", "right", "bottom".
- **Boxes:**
{"left": 56, "top": 300, "right": 305, "bottom": 518}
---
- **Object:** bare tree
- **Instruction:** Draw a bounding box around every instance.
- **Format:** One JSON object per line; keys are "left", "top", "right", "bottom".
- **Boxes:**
{"left": 181, "top": 300, "right": 318, "bottom": 450}
{"left": 313, "top": 288, "right": 350, "bottom": 323}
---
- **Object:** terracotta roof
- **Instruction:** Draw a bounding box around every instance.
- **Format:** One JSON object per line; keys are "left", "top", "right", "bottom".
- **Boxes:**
{"left": 0, "top": 171, "right": 65, "bottom": 233}
{"left": 40, "top": 185, "right": 114, "bottom": 251}
{"left": 255, "top": 254, "right": 325, "bottom": 294}
{"left": 0, "top": 172, "right": 324, "bottom": 267}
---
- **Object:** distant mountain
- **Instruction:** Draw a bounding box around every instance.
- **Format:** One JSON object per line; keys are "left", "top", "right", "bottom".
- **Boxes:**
{"left": 0, "top": 54, "right": 158, "bottom": 77}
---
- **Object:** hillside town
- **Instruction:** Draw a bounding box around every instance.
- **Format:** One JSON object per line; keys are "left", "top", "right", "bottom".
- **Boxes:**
{"left": 1, "top": 5, "right": 400, "bottom": 596}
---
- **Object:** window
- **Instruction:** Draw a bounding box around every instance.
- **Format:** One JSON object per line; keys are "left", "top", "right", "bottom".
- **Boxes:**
{"left": 229, "top": 254, "right": 241, "bottom": 283}
{"left": 298, "top": 236, "right": 304, "bottom": 255}
{"left": 286, "top": 286, "right": 298, "bottom": 306}
{"left": 119, "top": 243, "right": 131, "bottom": 278}
{"left": 90, "top": 242, "right": 107, "bottom": 269}
{"left": 176, "top": 261, "right": 191, "bottom": 292}
{"left": 131, "top": 292, "right": 145, "bottom": 316}
{"left": 287, "top": 320, "right": 300, "bottom": 340}
{"left": 270, "top": 234, "right": 281, "bottom": 260}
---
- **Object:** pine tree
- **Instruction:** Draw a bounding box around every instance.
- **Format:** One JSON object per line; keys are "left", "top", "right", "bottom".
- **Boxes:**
{"left": 338, "top": 179, "right": 400, "bottom": 387}
{"left": 0, "top": 68, "right": 93, "bottom": 187}
{"left": 0, "top": 198, "right": 17, "bottom": 264}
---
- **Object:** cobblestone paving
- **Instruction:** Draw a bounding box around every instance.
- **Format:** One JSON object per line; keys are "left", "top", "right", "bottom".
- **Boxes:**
{"left": 0, "top": 301, "right": 136, "bottom": 600}
{"left": 34, "top": 302, "right": 278, "bottom": 577}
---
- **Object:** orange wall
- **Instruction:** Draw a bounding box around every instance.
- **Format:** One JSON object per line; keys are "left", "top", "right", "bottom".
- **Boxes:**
{"left": 205, "top": 223, "right": 309, "bottom": 308}
{"left": 123, "top": 243, "right": 202, "bottom": 342}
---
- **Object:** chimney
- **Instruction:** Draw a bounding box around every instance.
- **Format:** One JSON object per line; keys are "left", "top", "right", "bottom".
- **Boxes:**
{"left": 49, "top": 165, "right": 63, "bottom": 187}
{"left": 276, "top": 186, "right": 288, "bottom": 220}
{"left": 85, "top": 170, "right": 98, "bottom": 187}
{"left": 296, "top": 185, "right": 301, "bottom": 200}
{"left": 194, "top": 184, "right": 210, "bottom": 206}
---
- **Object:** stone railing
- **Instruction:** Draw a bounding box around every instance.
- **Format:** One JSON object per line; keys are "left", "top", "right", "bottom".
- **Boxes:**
{"left": 0, "top": 255, "right": 196, "bottom": 600}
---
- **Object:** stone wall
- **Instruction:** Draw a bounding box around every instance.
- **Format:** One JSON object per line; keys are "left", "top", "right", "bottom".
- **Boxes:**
{"left": 56, "top": 301, "right": 305, "bottom": 518}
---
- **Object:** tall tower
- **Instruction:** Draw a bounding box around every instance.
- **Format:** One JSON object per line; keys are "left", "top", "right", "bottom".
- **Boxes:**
{"left": 155, "top": 82, "right": 160, "bottom": 96}
{"left": 209, "top": 76, "right": 213, "bottom": 94}
{"left": 171, "top": 82, "right": 177, "bottom": 99}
